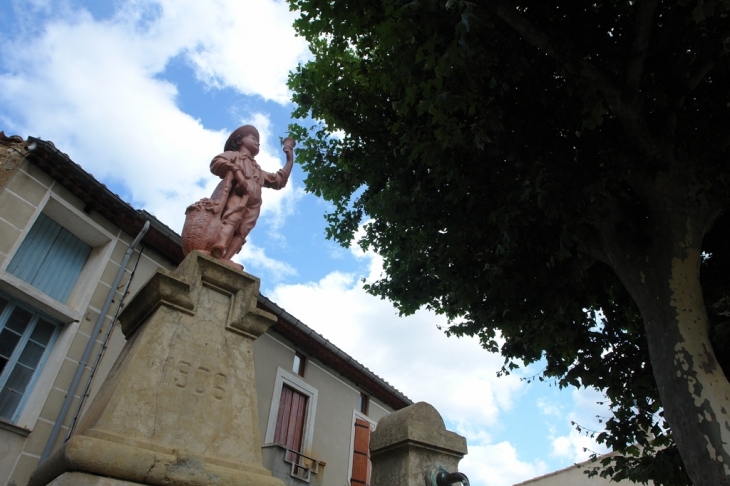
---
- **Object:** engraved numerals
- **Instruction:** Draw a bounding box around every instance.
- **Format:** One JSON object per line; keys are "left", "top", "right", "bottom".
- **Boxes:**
{"left": 162, "top": 357, "right": 228, "bottom": 400}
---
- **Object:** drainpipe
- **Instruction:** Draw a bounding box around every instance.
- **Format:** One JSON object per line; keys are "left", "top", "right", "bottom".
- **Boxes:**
{"left": 65, "top": 245, "right": 145, "bottom": 440}
{"left": 39, "top": 220, "right": 150, "bottom": 464}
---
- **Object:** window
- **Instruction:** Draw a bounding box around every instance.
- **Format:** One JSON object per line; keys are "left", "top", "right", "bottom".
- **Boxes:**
{"left": 0, "top": 292, "right": 60, "bottom": 423}
{"left": 350, "top": 417, "right": 374, "bottom": 486}
{"left": 275, "top": 384, "right": 308, "bottom": 463}
{"left": 264, "top": 368, "right": 318, "bottom": 464}
{"left": 359, "top": 393, "right": 369, "bottom": 415}
{"left": 293, "top": 352, "right": 306, "bottom": 377}
{"left": 7, "top": 213, "right": 91, "bottom": 304}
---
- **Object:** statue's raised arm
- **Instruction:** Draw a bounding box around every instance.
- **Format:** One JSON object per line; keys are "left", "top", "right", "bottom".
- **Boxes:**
{"left": 181, "top": 125, "right": 295, "bottom": 270}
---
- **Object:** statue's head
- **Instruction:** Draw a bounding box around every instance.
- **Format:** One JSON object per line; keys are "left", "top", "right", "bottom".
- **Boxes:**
{"left": 224, "top": 125, "right": 260, "bottom": 152}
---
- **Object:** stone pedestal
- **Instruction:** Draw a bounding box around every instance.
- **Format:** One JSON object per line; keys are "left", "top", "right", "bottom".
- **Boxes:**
{"left": 370, "top": 402, "right": 468, "bottom": 486}
{"left": 45, "top": 471, "right": 145, "bottom": 485}
{"left": 29, "top": 251, "right": 285, "bottom": 486}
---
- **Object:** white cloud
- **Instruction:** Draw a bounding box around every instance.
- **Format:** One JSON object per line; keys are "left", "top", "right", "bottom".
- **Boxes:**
{"left": 551, "top": 429, "right": 598, "bottom": 463}
{"left": 0, "top": 9, "right": 225, "bottom": 228}
{"left": 536, "top": 397, "right": 563, "bottom": 417}
{"left": 0, "top": 0, "right": 303, "bottom": 272}
{"left": 269, "top": 249, "right": 532, "bottom": 486}
{"left": 183, "top": 0, "right": 310, "bottom": 103}
{"left": 460, "top": 442, "right": 550, "bottom": 486}
{"left": 237, "top": 241, "right": 297, "bottom": 280}
{"left": 548, "top": 388, "right": 610, "bottom": 463}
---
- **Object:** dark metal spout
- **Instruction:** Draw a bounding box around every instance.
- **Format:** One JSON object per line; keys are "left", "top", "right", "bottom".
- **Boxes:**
{"left": 437, "top": 471, "right": 470, "bottom": 486}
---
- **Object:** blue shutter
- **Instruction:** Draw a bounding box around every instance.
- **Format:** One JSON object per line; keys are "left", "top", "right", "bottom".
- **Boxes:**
{"left": 7, "top": 214, "right": 92, "bottom": 303}
{"left": 7, "top": 214, "right": 61, "bottom": 282}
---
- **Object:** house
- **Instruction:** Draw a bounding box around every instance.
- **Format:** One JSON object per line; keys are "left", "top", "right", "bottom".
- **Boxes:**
{"left": 0, "top": 133, "right": 412, "bottom": 486}
{"left": 514, "top": 456, "right": 654, "bottom": 486}
{"left": 514, "top": 454, "right": 656, "bottom": 486}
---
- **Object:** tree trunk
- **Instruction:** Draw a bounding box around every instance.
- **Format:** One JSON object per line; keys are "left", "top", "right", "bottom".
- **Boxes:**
{"left": 642, "top": 252, "right": 730, "bottom": 486}
{"left": 602, "top": 203, "right": 730, "bottom": 486}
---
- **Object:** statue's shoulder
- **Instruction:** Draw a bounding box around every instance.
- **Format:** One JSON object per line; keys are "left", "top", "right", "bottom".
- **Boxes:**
{"left": 212, "top": 151, "right": 238, "bottom": 162}
{"left": 217, "top": 150, "right": 239, "bottom": 158}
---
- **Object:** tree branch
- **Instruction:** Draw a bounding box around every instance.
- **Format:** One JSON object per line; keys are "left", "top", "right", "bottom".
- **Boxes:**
{"left": 494, "top": 1, "right": 666, "bottom": 160}
{"left": 579, "top": 225, "right": 612, "bottom": 267}
{"left": 625, "top": 0, "right": 659, "bottom": 93}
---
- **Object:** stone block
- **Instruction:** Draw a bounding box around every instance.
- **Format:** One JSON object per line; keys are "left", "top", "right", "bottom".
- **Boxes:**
{"left": 370, "top": 402, "right": 468, "bottom": 486}
{"left": 99, "top": 260, "right": 122, "bottom": 288}
{"left": 24, "top": 419, "right": 56, "bottom": 455}
{"left": 29, "top": 251, "right": 284, "bottom": 486}
{"left": 78, "top": 310, "right": 102, "bottom": 337}
{"left": 110, "top": 240, "right": 129, "bottom": 266}
{"left": 0, "top": 189, "right": 36, "bottom": 230}
{"left": 66, "top": 330, "right": 101, "bottom": 364}
{"left": 88, "top": 282, "right": 122, "bottom": 315}
{"left": 38, "top": 388, "right": 80, "bottom": 428}
{"left": 0, "top": 218, "right": 21, "bottom": 254}
{"left": 0, "top": 429, "right": 27, "bottom": 484}
{"left": 54, "top": 358, "right": 91, "bottom": 394}
{"left": 5, "top": 169, "right": 49, "bottom": 206}
{"left": 48, "top": 471, "right": 145, "bottom": 485}
{"left": 23, "top": 163, "right": 54, "bottom": 188}
{"left": 8, "top": 453, "right": 40, "bottom": 486}
{"left": 125, "top": 254, "right": 170, "bottom": 298}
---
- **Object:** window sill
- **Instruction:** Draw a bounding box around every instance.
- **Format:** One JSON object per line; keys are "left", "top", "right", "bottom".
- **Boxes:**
{"left": 0, "top": 273, "right": 81, "bottom": 323}
{"left": 262, "top": 443, "right": 326, "bottom": 468}
{"left": 0, "top": 418, "right": 31, "bottom": 436}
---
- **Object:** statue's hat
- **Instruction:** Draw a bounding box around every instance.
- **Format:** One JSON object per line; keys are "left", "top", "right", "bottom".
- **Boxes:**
{"left": 224, "top": 125, "right": 260, "bottom": 152}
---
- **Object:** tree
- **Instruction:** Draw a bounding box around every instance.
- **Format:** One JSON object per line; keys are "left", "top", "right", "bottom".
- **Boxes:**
{"left": 286, "top": 1, "right": 730, "bottom": 484}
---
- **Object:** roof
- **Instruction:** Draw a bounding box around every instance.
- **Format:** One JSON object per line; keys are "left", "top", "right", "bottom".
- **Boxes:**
{"left": 260, "top": 294, "right": 412, "bottom": 409}
{"left": 512, "top": 454, "right": 608, "bottom": 486}
{"left": 1, "top": 133, "right": 412, "bottom": 411}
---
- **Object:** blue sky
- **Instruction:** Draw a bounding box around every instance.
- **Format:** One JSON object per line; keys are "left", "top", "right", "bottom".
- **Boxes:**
{"left": 0, "top": 1, "right": 610, "bottom": 484}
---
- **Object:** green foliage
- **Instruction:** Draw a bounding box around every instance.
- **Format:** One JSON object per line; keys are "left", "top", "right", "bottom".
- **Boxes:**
{"left": 287, "top": 0, "right": 730, "bottom": 483}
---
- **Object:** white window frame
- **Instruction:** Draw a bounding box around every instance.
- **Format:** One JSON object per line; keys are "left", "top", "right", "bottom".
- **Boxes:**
{"left": 0, "top": 292, "right": 62, "bottom": 424}
{"left": 0, "top": 193, "right": 118, "bottom": 430}
{"left": 347, "top": 409, "right": 377, "bottom": 486}
{"left": 264, "top": 367, "right": 318, "bottom": 455}
{"left": 0, "top": 193, "right": 116, "bottom": 323}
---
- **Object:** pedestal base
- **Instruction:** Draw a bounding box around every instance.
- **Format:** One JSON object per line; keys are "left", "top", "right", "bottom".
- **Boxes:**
{"left": 29, "top": 252, "right": 285, "bottom": 486}
{"left": 48, "top": 471, "right": 145, "bottom": 486}
{"left": 34, "top": 435, "right": 284, "bottom": 486}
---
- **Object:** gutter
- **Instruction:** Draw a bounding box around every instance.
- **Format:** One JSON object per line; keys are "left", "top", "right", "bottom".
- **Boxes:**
{"left": 25, "top": 138, "right": 184, "bottom": 263}
{"left": 139, "top": 210, "right": 181, "bottom": 246}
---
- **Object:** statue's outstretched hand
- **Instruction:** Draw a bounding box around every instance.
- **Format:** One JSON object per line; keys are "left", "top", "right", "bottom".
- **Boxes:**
{"left": 282, "top": 137, "right": 296, "bottom": 162}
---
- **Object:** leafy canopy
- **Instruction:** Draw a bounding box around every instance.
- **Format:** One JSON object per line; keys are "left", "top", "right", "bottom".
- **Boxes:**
{"left": 287, "top": 0, "right": 730, "bottom": 484}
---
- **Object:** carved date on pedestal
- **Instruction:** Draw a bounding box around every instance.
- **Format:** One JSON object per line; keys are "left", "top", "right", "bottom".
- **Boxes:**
{"left": 162, "top": 357, "right": 229, "bottom": 400}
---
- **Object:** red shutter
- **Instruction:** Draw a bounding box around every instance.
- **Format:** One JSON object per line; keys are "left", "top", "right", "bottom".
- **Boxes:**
{"left": 351, "top": 418, "right": 373, "bottom": 486}
{"left": 274, "top": 385, "right": 309, "bottom": 463}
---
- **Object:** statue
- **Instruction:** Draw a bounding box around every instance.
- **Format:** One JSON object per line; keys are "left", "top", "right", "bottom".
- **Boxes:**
{"left": 181, "top": 125, "right": 295, "bottom": 269}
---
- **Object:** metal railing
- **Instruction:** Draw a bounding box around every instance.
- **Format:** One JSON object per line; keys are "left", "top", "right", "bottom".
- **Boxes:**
{"left": 284, "top": 448, "right": 321, "bottom": 482}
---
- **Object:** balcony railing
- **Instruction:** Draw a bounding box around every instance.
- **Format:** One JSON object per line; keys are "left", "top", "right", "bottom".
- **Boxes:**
{"left": 285, "top": 448, "right": 320, "bottom": 482}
